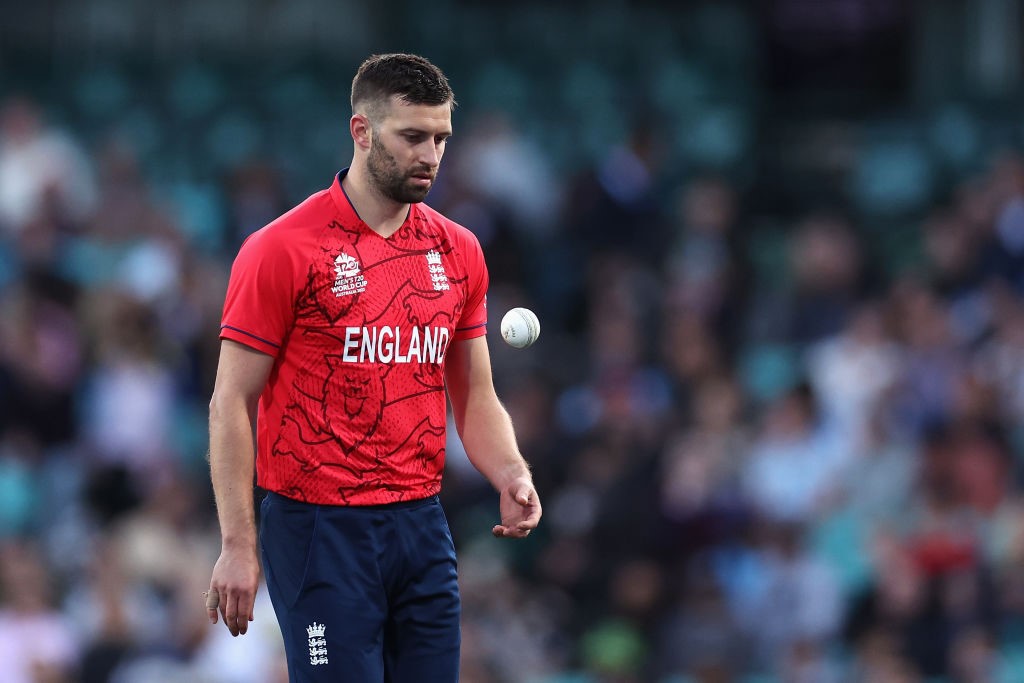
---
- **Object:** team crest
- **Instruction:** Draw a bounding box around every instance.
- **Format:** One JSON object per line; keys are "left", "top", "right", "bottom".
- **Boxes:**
{"left": 426, "top": 250, "right": 449, "bottom": 291}
{"left": 332, "top": 251, "right": 367, "bottom": 297}
{"left": 307, "top": 622, "right": 328, "bottom": 666}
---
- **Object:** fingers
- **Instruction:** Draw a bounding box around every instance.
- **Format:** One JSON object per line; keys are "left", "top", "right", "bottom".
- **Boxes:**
{"left": 495, "top": 483, "right": 542, "bottom": 539}
{"left": 512, "top": 483, "right": 534, "bottom": 506}
{"left": 513, "top": 487, "right": 542, "bottom": 526}
{"left": 240, "top": 588, "right": 256, "bottom": 633}
{"left": 208, "top": 584, "right": 256, "bottom": 636}
{"left": 492, "top": 523, "right": 533, "bottom": 539}
{"left": 521, "top": 500, "right": 543, "bottom": 527}
{"left": 205, "top": 588, "right": 219, "bottom": 624}
{"left": 225, "top": 587, "right": 255, "bottom": 636}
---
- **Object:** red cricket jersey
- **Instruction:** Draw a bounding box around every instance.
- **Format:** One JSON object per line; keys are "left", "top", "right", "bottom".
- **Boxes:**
{"left": 220, "top": 171, "right": 488, "bottom": 505}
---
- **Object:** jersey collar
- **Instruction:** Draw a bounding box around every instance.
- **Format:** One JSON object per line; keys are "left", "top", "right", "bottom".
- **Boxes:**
{"left": 329, "top": 168, "right": 415, "bottom": 230}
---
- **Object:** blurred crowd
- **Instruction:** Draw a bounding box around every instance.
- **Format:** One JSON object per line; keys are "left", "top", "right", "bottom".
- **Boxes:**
{"left": 3, "top": 26, "right": 1024, "bottom": 683}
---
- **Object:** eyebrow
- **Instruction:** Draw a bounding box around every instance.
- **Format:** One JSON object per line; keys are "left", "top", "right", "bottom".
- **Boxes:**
{"left": 398, "top": 127, "right": 452, "bottom": 137}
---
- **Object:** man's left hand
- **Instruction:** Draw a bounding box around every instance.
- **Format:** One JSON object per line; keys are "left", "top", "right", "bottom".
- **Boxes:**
{"left": 492, "top": 477, "right": 542, "bottom": 538}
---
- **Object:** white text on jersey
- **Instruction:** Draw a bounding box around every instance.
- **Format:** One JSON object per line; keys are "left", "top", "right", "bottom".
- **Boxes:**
{"left": 341, "top": 326, "right": 450, "bottom": 364}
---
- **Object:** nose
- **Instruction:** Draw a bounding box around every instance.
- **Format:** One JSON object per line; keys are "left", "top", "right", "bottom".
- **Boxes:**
{"left": 418, "top": 141, "right": 441, "bottom": 168}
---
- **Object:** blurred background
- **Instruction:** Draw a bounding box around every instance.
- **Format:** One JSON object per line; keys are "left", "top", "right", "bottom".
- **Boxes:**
{"left": 1, "top": 0, "right": 1024, "bottom": 681}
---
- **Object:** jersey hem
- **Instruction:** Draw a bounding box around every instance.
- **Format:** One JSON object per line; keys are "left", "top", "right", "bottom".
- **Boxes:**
{"left": 261, "top": 483, "right": 443, "bottom": 507}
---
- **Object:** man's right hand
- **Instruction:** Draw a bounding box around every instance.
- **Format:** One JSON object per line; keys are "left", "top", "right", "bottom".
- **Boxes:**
{"left": 207, "top": 544, "right": 260, "bottom": 636}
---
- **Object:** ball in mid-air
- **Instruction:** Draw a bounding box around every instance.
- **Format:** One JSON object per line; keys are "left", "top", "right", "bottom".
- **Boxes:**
{"left": 500, "top": 307, "right": 540, "bottom": 349}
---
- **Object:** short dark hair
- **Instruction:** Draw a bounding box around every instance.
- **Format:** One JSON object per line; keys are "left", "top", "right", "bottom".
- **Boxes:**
{"left": 351, "top": 53, "right": 455, "bottom": 120}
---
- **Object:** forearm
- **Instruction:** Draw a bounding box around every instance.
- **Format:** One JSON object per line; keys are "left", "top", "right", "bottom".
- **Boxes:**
{"left": 457, "top": 393, "right": 531, "bottom": 492}
{"left": 209, "top": 395, "right": 258, "bottom": 551}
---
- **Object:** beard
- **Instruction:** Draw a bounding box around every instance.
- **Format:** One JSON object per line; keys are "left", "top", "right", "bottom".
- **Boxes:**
{"left": 367, "top": 135, "right": 434, "bottom": 204}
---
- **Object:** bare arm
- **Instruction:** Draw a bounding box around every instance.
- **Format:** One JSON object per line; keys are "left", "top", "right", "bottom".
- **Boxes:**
{"left": 445, "top": 336, "right": 541, "bottom": 538}
{"left": 207, "top": 339, "right": 275, "bottom": 635}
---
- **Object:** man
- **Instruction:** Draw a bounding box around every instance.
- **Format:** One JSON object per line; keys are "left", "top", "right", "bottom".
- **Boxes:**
{"left": 205, "top": 53, "right": 541, "bottom": 682}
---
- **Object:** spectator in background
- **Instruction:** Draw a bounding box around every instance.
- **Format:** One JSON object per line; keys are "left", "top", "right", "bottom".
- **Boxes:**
{"left": 729, "top": 521, "right": 843, "bottom": 677}
{"left": 80, "top": 292, "right": 179, "bottom": 475}
{"left": 654, "top": 560, "right": 748, "bottom": 681}
{"left": 0, "top": 96, "right": 96, "bottom": 235}
{"left": 223, "top": 160, "right": 291, "bottom": 250}
{"left": 665, "top": 175, "right": 751, "bottom": 358}
{"left": 450, "top": 111, "right": 563, "bottom": 241}
{"left": 0, "top": 540, "right": 79, "bottom": 683}
{"left": 564, "top": 122, "right": 666, "bottom": 263}
{"left": 0, "top": 270, "right": 82, "bottom": 447}
{"left": 786, "top": 213, "right": 869, "bottom": 345}
{"left": 805, "top": 301, "right": 901, "bottom": 446}
{"left": 741, "top": 381, "right": 853, "bottom": 524}
{"left": 985, "top": 153, "right": 1024, "bottom": 290}
{"left": 658, "top": 374, "right": 750, "bottom": 555}
{"left": 887, "top": 278, "right": 966, "bottom": 436}
{"left": 974, "top": 284, "right": 1024, "bottom": 426}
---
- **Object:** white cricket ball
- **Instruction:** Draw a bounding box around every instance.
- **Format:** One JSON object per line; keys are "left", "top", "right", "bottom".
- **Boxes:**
{"left": 500, "top": 307, "right": 541, "bottom": 349}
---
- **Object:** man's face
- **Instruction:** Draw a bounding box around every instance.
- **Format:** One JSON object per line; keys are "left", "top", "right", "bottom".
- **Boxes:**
{"left": 366, "top": 96, "right": 452, "bottom": 204}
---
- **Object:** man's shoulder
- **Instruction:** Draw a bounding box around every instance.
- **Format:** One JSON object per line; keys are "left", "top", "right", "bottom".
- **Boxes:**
{"left": 243, "top": 189, "right": 334, "bottom": 249}
{"left": 416, "top": 202, "right": 479, "bottom": 246}
{"left": 267, "top": 188, "right": 335, "bottom": 234}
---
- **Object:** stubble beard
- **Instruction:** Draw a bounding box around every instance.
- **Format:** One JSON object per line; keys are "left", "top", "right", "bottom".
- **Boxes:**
{"left": 367, "top": 135, "right": 433, "bottom": 204}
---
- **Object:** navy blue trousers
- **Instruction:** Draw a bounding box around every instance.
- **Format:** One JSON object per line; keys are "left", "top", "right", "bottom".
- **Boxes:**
{"left": 260, "top": 491, "right": 461, "bottom": 682}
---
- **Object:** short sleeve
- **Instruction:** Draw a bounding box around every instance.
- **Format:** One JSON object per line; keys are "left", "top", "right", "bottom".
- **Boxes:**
{"left": 454, "top": 230, "right": 489, "bottom": 341}
{"left": 220, "top": 230, "right": 295, "bottom": 357}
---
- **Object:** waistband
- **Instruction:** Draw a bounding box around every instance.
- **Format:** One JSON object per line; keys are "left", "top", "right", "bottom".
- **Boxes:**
{"left": 265, "top": 490, "right": 439, "bottom": 511}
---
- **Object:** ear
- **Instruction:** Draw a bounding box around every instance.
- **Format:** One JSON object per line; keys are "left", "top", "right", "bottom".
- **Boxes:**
{"left": 350, "top": 114, "right": 372, "bottom": 152}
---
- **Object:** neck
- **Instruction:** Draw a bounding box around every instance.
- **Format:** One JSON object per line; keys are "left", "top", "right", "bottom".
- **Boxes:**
{"left": 341, "top": 164, "right": 409, "bottom": 238}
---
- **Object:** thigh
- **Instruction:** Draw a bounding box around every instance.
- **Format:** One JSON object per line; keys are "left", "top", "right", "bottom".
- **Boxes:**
{"left": 261, "top": 493, "right": 388, "bottom": 682}
{"left": 384, "top": 500, "right": 461, "bottom": 683}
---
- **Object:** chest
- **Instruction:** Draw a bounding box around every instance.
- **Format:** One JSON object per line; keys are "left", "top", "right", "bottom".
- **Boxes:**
{"left": 294, "top": 229, "right": 466, "bottom": 332}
